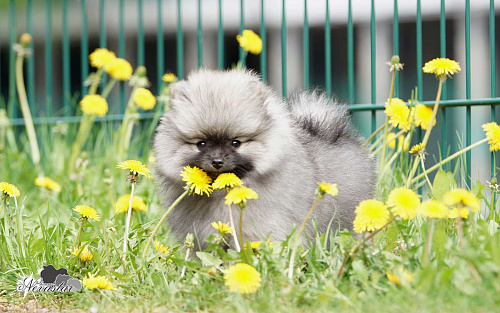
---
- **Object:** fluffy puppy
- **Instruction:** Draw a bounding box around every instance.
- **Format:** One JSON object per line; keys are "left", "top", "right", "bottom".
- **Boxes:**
{"left": 154, "top": 69, "right": 375, "bottom": 249}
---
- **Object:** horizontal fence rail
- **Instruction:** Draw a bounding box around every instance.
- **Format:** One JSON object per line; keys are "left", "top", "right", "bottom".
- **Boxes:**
{"left": 2, "top": 0, "right": 499, "bottom": 185}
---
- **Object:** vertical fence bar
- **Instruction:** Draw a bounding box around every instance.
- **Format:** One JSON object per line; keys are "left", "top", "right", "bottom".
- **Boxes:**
{"left": 370, "top": 0, "right": 376, "bottom": 132}
{"left": 138, "top": 0, "right": 144, "bottom": 66}
{"left": 440, "top": 0, "right": 447, "bottom": 155}
{"left": 325, "top": 0, "right": 332, "bottom": 97}
{"left": 260, "top": 0, "right": 267, "bottom": 81}
{"left": 281, "top": 0, "right": 287, "bottom": 98}
{"left": 197, "top": 0, "right": 203, "bottom": 67}
{"left": 8, "top": 0, "right": 16, "bottom": 118}
{"left": 45, "top": 0, "right": 53, "bottom": 117}
{"left": 157, "top": 0, "right": 164, "bottom": 92}
{"left": 490, "top": 0, "right": 496, "bottom": 177}
{"left": 465, "top": 0, "right": 471, "bottom": 187}
{"left": 416, "top": 0, "right": 423, "bottom": 101}
{"left": 347, "top": 0, "right": 354, "bottom": 104}
{"left": 218, "top": 0, "right": 224, "bottom": 69}
{"left": 63, "top": 0, "right": 70, "bottom": 116}
{"left": 303, "top": 0, "right": 309, "bottom": 89}
{"left": 119, "top": 0, "right": 125, "bottom": 112}
{"left": 177, "top": 0, "right": 184, "bottom": 79}
{"left": 393, "top": 0, "right": 399, "bottom": 97}
{"left": 100, "top": 0, "right": 107, "bottom": 93}
{"left": 27, "top": 0, "right": 35, "bottom": 114}
{"left": 81, "top": 0, "right": 88, "bottom": 98}
{"left": 239, "top": 0, "right": 245, "bottom": 67}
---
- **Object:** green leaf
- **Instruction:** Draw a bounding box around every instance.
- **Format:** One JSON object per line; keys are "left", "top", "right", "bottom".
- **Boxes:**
{"left": 196, "top": 251, "right": 222, "bottom": 268}
{"left": 471, "top": 180, "right": 486, "bottom": 200}
{"left": 432, "top": 170, "right": 456, "bottom": 200}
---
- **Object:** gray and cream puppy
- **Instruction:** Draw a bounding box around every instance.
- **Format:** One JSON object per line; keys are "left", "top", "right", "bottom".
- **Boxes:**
{"left": 154, "top": 69, "right": 375, "bottom": 249}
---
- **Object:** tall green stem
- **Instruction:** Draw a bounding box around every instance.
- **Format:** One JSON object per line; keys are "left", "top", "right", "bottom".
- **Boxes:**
{"left": 227, "top": 205, "right": 241, "bottom": 252}
{"left": 122, "top": 182, "right": 136, "bottom": 258}
{"left": 381, "top": 70, "right": 397, "bottom": 167}
{"left": 101, "top": 78, "right": 117, "bottom": 99}
{"left": 422, "top": 219, "right": 434, "bottom": 266}
{"left": 239, "top": 207, "right": 244, "bottom": 251}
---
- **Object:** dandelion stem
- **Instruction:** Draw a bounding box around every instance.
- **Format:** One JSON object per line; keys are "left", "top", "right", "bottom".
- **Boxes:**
{"left": 369, "top": 126, "right": 394, "bottom": 151}
{"left": 228, "top": 205, "right": 241, "bottom": 252}
{"left": 101, "top": 78, "right": 117, "bottom": 99}
{"left": 337, "top": 216, "right": 396, "bottom": 279}
{"left": 73, "top": 221, "right": 84, "bottom": 250}
{"left": 372, "top": 128, "right": 406, "bottom": 156}
{"left": 122, "top": 182, "right": 136, "bottom": 258}
{"left": 13, "top": 194, "right": 26, "bottom": 259}
{"left": 239, "top": 207, "right": 244, "bottom": 251}
{"left": 364, "top": 124, "right": 387, "bottom": 147}
{"left": 288, "top": 197, "right": 322, "bottom": 280}
{"left": 180, "top": 248, "right": 190, "bottom": 278}
{"left": 381, "top": 70, "right": 397, "bottom": 167}
{"left": 88, "top": 68, "right": 103, "bottom": 95}
{"left": 422, "top": 219, "right": 434, "bottom": 266}
{"left": 407, "top": 79, "right": 443, "bottom": 187}
{"left": 141, "top": 190, "right": 189, "bottom": 261}
{"left": 411, "top": 138, "right": 488, "bottom": 184}
{"left": 420, "top": 157, "right": 433, "bottom": 191}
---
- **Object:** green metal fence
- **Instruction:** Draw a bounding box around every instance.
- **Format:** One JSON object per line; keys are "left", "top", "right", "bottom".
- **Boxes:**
{"left": 3, "top": 0, "right": 499, "bottom": 187}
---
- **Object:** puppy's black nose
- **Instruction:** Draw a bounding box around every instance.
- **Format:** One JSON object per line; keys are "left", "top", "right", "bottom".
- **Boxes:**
{"left": 212, "top": 158, "right": 224, "bottom": 169}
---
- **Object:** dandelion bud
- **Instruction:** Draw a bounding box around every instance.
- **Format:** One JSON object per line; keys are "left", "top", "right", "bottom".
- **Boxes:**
{"left": 491, "top": 177, "right": 497, "bottom": 185}
{"left": 19, "top": 33, "right": 32, "bottom": 47}
{"left": 135, "top": 66, "right": 147, "bottom": 77}
{"left": 184, "top": 233, "right": 195, "bottom": 249}
{"left": 390, "top": 55, "right": 400, "bottom": 65}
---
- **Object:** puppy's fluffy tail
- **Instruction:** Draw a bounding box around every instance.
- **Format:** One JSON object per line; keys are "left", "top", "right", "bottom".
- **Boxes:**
{"left": 287, "top": 91, "right": 351, "bottom": 144}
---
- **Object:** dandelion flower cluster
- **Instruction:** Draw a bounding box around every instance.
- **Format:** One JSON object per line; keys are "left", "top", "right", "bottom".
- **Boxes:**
{"left": 423, "top": 58, "right": 461, "bottom": 80}
{"left": 0, "top": 182, "right": 20, "bottom": 198}
{"left": 385, "top": 98, "right": 412, "bottom": 131}
{"left": 116, "top": 160, "right": 152, "bottom": 179}
{"left": 414, "top": 104, "right": 436, "bottom": 130}
{"left": 410, "top": 143, "right": 425, "bottom": 154}
{"left": 134, "top": 88, "right": 156, "bottom": 110}
{"left": 448, "top": 207, "right": 470, "bottom": 219}
{"left": 105, "top": 58, "right": 133, "bottom": 81}
{"left": 386, "top": 270, "right": 413, "bottom": 286}
{"left": 211, "top": 221, "right": 232, "bottom": 235}
{"left": 418, "top": 200, "right": 448, "bottom": 219}
{"left": 442, "top": 188, "right": 480, "bottom": 213}
{"left": 387, "top": 188, "right": 420, "bottom": 220}
{"left": 225, "top": 186, "right": 259, "bottom": 208}
{"left": 482, "top": 122, "right": 500, "bottom": 152}
{"left": 213, "top": 173, "right": 243, "bottom": 190}
{"left": 180, "top": 166, "right": 213, "bottom": 196}
{"left": 162, "top": 73, "right": 178, "bottom": 83}
{"left": 82, "top": 274, "right": 116, "bottom": 290}
{"left": 73, "top": 246, "right": 93, "bottom": 262}
{"left": 89, "top": 48, "right": 116, "bottom": 69}
{"left": 115, "top": 194, "right": 147, "bottom": 213}
{"left": 236, "top": 30, "right": 263, "bottom": 55}
{"left": 80, "top": 95, "right": 108, "bottom": 117}
{"left": 35, "top": 177, "right": 62, "bottom": 193}
{"left": 224, "top": 263, "right": 262, "bottom": 294}
{"left": 73, "top": 205, "right": 100, "bottom": 221}
{"left": 353, "top": 199, "right": 390, "bottom": 233}
{"left": 317, "top": 182, "right": 339, "bottom": 197}
{"left": 154, "top": 240, "right": 170, "bottom": 256}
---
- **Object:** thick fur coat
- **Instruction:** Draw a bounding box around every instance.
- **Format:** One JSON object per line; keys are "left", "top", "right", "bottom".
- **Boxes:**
{"left": 154, "top": 69, "right": 375, "bottom": 249}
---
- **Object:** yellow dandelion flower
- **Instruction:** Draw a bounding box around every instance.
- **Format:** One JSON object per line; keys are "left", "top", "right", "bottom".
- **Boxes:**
{"left": 80, "top": 95, "right": 109, "bottom": 117}
{"left": 482, "top": 122, "right": 500, "bottom": 152}
{"left": 154, "top": 240, "right": 171, "bottom": 255}
{"left": 353, "top": 199, "right": 390, "bottom": 233}
{"left": 73, "top": 245, "right": 93, "bottom": 262}
{"left": 213, "top": 173, "right": 243, "bottom": 190}
{"left": 418, "top": 200, "right": 448, "bottom": 219}
{"left": 134, "top": 88, "right": 156, "bottom": 110}
{"left": 423, "top": 58, "right": 461, "bottom": 80}
{"left": 397, "top": 135, "right": 410, "bottom": 151}
{"left": 317, "top": 182, "right": 339, "bottom": 197}
{"left": 225, "top": 186, "right": 259, "bottom": 208}
{"left": 386, "top": 270, "right": 413, "bottom": 286}
{"left": 387, "top": 133, "right": 397, "bottom": 150}
{"left": 34, "top": 177, "right": 62, "bottom": 193}
{"left": 180, "top": 166, "right": 213, "bottom": 196}
{"left": 162, "top": 73, "right": 178, "bottom": 83}
{"left": 116, "top": 160, "right": 152, "bottom": 179}
{"left": 442, "top": 188, "right": 480, "bottom": 213}
{"left": 414, "top": 104, "right": 436, "bottom": 130}
{"left": 82, "top": 273, "right": 116, "bottom": 290}
{"left": 448, "top": 207, "right": 470, "bottom": 219}
{"left": 236, "top": 30, "right": 262, "bottom": 55}
{"left": 211, "top": 221, "right": 232, "bottom": 235}
{"left": 105, "top": 58, "right": 133, "bottom": 81}
{"left": 0, "top": 182, "right": 20, "bottom": 198}
{"left": 89, "top": 48, "right": 116, "bottom": 69}
{"left": 73, "top": 205, "right": 100, "bottom": 221}
{"left": 115, "top": 194, "right": 147, "bottom": 213}
{"left": 410, "top": 143, "right": 425, "bottom": 154}
{"left": 250, "top": 241, "right": 261, "bottom": 249}
{"left": 387, "top": 188, "right": 420, "bottom": 220}
{"left": 224, "top": 263, "right": 262, "bottom": 294}
{"left": 385, "top": 98, "right": 412, "bottom": 131}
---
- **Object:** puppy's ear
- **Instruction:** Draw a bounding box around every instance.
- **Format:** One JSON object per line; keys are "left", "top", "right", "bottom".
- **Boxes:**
{"left": 170, "top": 81, "right": 190, "bottom": 102}
{"left": 249, "top": 80, "right": 272, "bottom": 104}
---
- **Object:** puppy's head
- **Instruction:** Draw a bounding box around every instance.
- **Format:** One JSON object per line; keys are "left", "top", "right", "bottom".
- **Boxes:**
{"left": 154, "top": 69, "right": 294, "bottom": 181}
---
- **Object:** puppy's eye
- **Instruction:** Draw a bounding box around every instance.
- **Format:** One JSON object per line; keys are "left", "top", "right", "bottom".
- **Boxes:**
{"left": 231, "top": 140, "right": 241, "bottom": 148}
{"left": 197, "top": 141, "right": 206, "bottom": 150}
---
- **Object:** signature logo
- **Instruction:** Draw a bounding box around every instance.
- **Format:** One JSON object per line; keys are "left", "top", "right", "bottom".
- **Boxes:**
{"left": 16, "top": 265, "right": 82, "bottom": 293}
